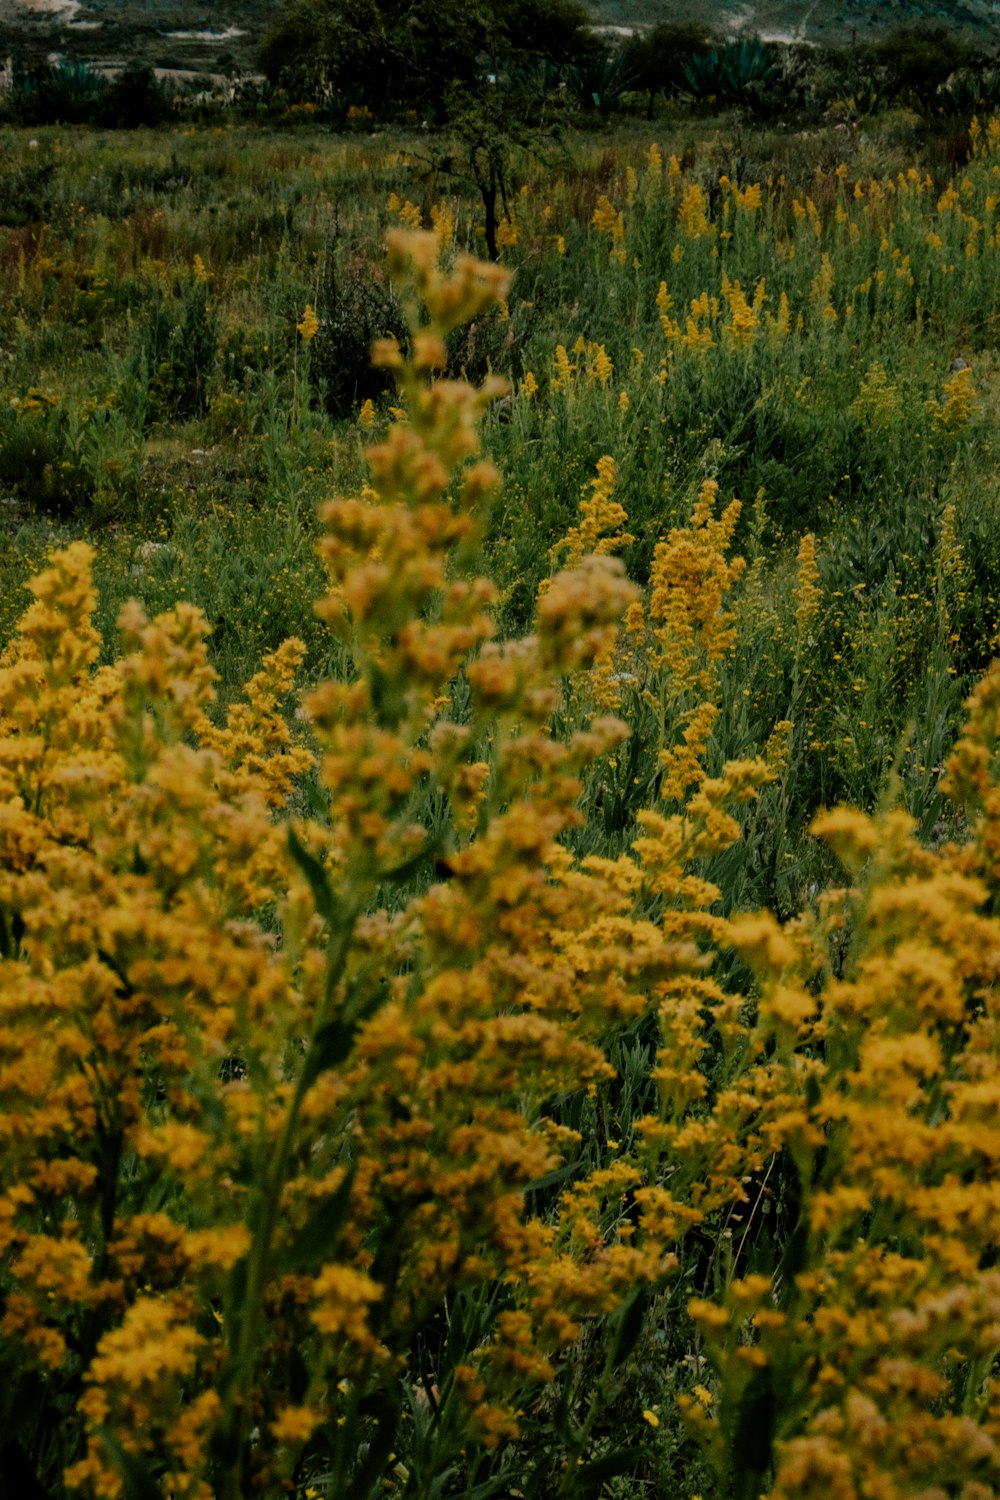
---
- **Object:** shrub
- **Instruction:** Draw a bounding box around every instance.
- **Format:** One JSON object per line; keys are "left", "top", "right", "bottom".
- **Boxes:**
{"left": 13, "top": 62, "right": 109, "bottom": 127}
{"left": 310, "top": 255, "right": 408, "bottom": 417}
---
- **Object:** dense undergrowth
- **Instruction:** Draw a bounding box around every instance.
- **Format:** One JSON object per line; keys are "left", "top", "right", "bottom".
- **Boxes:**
{"left": 1, "top": 107, "right": 1000, "bottom": 1497}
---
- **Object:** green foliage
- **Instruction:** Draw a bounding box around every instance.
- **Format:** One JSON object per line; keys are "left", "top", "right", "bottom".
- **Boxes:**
{"left": 681, "top": 40, "right": 789, "bottom": 113}
{"left": 862, "top": 24, "right": 975, "bottom": 113}
{"left": 5, "top": 107, "right": 1000, "bottom": 1499}
{"left": 310, "top": 255, "right": 409, "bottom": 418}
{"left": 620, "top": 22, "right": 716, "bottom": 116}
{"left": 125, "top": 288, "right": 218, "bottom": 427}
{"left": 567, "top": 46, "right": 638, "bottom": 117}
{"left": 258, "top": 0, "right": 595, "bottom": 117}
{"left": 14, "top": 62, "right": 108, "bottom": 125}
{"left": 11, "top": 62, "right": 167, "bottom": 130}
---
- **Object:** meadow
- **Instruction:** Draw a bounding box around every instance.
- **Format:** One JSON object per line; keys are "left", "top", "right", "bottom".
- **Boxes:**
{"left": 2, "top": 102, "right": 1000, "bottom": 1497}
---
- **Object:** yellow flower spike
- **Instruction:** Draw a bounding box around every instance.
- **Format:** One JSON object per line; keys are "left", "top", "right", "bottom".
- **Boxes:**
{"left": 429, "top": 199, "right": 455, "bottom": 249}
{"left": 496, "top": 217, "right": 519, "bottom": 249}
{"left": 678, "top": 183, "right": 710, "bottom": 238}
{"left": 592, "top": 195, "right": 619, "bottom": 235}
{"left": 588, "top": 343, "right": 613, "bottom": 384}
{"left": 385, "top": 228, "right": 511, "bottom": 336}
{"left": 412, "top": 329, "right": 447, "bottom": 372}
{"left": 270, "top": 1405, "right": 325, "bottom": 1444}
{"left": 811, "top": 805, "right": 880, "bottom": 869}
{"left": 793, "top": 533, "right": 822, "bottom": 642}
{"left": 296, "top": 303, "right": 319, "bottom": 341}
{"left": 933, "top": 364, "right": 976, "bottom": 432}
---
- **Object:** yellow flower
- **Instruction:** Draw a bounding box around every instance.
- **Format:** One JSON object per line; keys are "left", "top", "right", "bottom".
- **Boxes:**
{"left": 550, "top": 343, "right": 575, "bottom": 393}
{"left": 932, "top": 364, "right": 975, "bottom": 432}
{"left": 587, "top": 343, "right": 613, "bottom": 384}
{"left": 270, "top": 1405, "right": 324, "bottom": 1444}
{"left": 430, "top": 200, "right": 455, "bottom": 249}
{"left": 496, "top": 217, "right": 519, "bottom": 249}
{"left": 793, "top": 532, "right": 821, "bottom": 640}
{"left": 296, "top": 303, "right": 319, "bottom": 341}
{"left": 592, "top": 195, "right": 619, "bottom": 235}
{"left": 678, "top": 183, "right": 710, "bottom": 238}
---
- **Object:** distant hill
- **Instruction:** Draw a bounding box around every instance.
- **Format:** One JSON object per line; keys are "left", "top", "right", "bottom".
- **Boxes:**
{"left": 0, "top": 0, "right": 997, "bottom": 83}
{"left": 0, "top": 0, "right": 285, "bottom": 76}
{"left": 589, "top": 0, "right": 1000, "bottom": 46}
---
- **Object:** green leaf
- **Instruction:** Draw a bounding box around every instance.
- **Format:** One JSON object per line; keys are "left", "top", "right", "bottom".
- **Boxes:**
{"left": 278, "top": 1164, "right": 355, "bottom": 1272}
{"left": 300, "top": 984, "right": 386, "bottom": 1090}
{"left": 525, "top": 1156, "right": 583, "bottom": 1198}
{"left": 288, "top": 824, "right": 335, "bottom": 927}
{"left": 299, "top": 1015, "right": 356, "bottom": 1089}
{"left": 730, "top": 1366, "right": 775, "bottom": 1500}
{"left": 303, "top": 775, "right": 331, "bottom": 820}
{"left": 572, "top": 1445, "right": 646, "bottom": 1488}
{"left": 352, "top": 1385, "right": 403, "bottom": 1500}
{"left": 466, "top": 1474, "right": 517, "bottom": 1500}
{"left": 381, "top": 834, "right": 438, "bottom": 886}
{"left": 610, "top": 1287, "right": 647, "bottom": 1369}
{"left": 96, "top": 1429, "right": 161, "bottom": 1500}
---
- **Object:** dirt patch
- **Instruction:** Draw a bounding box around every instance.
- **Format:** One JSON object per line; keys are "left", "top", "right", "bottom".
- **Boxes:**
{"left": 12, "top": 0, "right": 80, "bottom": 15}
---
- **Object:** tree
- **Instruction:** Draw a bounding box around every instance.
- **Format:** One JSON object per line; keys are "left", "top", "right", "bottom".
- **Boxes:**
{"left": 862, "top": 24, "right": 974, "bottom": 113}
{"left": 258, "top": 0, "right": 595, "bottom": 118}
{"left": 619, "top": 22, "right": 714, "bottom": 120}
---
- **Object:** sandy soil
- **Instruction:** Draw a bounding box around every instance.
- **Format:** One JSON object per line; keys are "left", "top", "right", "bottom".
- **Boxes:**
{"left": 723, "top": 1, "right": 821, "bottom": 44}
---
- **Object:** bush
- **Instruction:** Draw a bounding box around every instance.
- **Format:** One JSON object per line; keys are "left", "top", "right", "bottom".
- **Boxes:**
{"left": 861, "top": 24, "right": 976, "bottom": 114}
{"left": 13, "top": 62, "right": 109, "bottom": 127}
{"left": 620, "top": 22, "right": 716, "bottom": 117}
{"left": 310, "top": 254, "right": 409, "bottom": 417}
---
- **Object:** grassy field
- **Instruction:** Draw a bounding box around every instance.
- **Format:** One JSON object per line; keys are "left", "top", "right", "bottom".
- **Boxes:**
{"left": 3, "top": 109, "right": 998, "bottom": 870}
{"left": 4, "top": 101, "right": 1000, "bottom": 1497}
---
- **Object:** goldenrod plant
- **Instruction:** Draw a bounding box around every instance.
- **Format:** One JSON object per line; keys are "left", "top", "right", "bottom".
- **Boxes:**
{"left": 0, "top": 231, "right": 736, "bottom": 1498}
{"left": 4, "top": 124, "right": 1000, "bottom": 1500}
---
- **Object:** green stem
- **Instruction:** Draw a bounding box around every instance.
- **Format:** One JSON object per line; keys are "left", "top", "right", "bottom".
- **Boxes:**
{"left": 218, "top": 910, "right": 360, "bottom": 1500}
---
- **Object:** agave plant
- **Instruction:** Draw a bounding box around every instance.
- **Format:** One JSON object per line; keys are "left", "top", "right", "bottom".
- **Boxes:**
{"left": 682, "top": 38, "right": 782, "bottom": 106}
{"left": 940, "top": 67, "right": 1000, "bottom": 119}
{"left": 15, "top": 61, "right": 109, "bottom": 124}
{"left": 567, "top": 46, "right": 639, "bottom": 114}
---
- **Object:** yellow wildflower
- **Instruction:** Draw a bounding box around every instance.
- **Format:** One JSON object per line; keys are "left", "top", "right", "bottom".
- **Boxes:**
{"left": 296, "top": 303, "right": 319, "bottom": 341}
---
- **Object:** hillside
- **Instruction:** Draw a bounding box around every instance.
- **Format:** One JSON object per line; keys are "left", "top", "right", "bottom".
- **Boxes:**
{"left": 0, "top": 0, "right": 285, "bottom": 74}
{"left": 591, "top": 0, "right": 1000, "bottom": 45}
{"left": 0, "top": 0, "right": 998, "bottom": 80}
